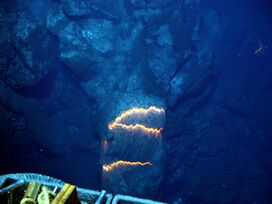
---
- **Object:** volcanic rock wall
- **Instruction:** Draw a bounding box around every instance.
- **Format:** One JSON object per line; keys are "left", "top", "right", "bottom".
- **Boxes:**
{"left": 0, "top": 0, "right": 271, "bottom": 203}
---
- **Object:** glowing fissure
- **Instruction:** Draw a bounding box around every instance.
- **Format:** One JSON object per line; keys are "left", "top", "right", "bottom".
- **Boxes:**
{"left": 108, "top": 123, "right": 162, "bottom": 134}
{"left": 108, "top": 106, "right": 164, "bottom": 135}
{"left": 114, "top": 106, "right": 164, "bottom": 124}
{"left": 103, "top": 160, "right": 152, "bottom": 172}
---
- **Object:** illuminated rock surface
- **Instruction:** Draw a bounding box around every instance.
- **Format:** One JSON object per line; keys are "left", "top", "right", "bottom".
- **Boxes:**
{"left": 102, "top": 107, "right": 165, "bottom": 198}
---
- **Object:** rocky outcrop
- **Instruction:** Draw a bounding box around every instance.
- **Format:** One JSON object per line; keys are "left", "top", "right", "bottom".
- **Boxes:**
{"left": 0, "top": 0, "right": 58, "bottom": 88}
{"left": 0, "top": 0, "right": 271, "bottom": 203}
{"left": 0, "top": 0, "right": 217, "bottom": 199}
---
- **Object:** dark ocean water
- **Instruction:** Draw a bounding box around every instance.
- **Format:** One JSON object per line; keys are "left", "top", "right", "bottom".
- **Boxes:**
{"left": 0, "top": 0, "right": 271, "bottom": 203}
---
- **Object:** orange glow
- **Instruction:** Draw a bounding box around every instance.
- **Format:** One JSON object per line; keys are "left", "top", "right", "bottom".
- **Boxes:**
{"left": 103, "top": 160, "right": 152, "bottom": 172}
{"left": 102, "top": 140, "right": 109, "bottom": 146}
{"left": 108, "top": 123, "right": 161, "bottom": 135}
{"left": 114, "top": 106, "right": 164, "bottom": 124}
{"left": 108, "top": 106, "right": 164, "bottom": 135}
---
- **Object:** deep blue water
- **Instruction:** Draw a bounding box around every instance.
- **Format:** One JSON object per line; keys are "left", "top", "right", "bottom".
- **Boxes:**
{"left": 0, "top": 0, "right": 271, "bottom": 203}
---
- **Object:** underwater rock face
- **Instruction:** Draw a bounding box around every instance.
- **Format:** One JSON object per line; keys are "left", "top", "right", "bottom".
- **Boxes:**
{"left": 0, "top": 0, "right": 213, "bottom": 199}
{"left": 0, "top": 0, "right": 271, "bottom": 203}
{"left": 0, "top": 0, "right": 58, "bottom": 88}
{"left": 58, "top": 19, "right": 115, "bottom": 79}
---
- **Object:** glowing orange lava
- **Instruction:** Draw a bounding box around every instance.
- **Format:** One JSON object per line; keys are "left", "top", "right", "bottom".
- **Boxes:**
{"left": 102, "top": 140, "right": 109, "bottom": 146}
{"left": 108, "top": 106, "right": 164, "bottom": 135}
{"left": 103, "top": 160, "right": 152, "bottom": 172}
{"left": 114, "top": 106, "right": 164, "bottom": 124}
{"left": 108, "top": 123, "right": 162, "bottom": 134}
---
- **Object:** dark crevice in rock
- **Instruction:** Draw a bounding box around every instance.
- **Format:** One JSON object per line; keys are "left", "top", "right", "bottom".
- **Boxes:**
{"left": 10, "top": 43, "right": 36, "bottom": 79}
{"left": 46, "top": 29, "right": 61, "bottom": 43}
{"left": 185, "top": 76, "right": 218, "bottom": 117}
{"left": 11, "top": 67, "right": 58, "bottom": 99}
{"left": 61, "top": 7, "right": 120, "bottom": 23}
{"left": 60, "top": 62, "right": 97, "bottom": 106}
{"left": 168, "top": 51, "right": 195, "bottom": 88}
{"left": 169, "top": 72, "right": 216, "bottom": 112}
